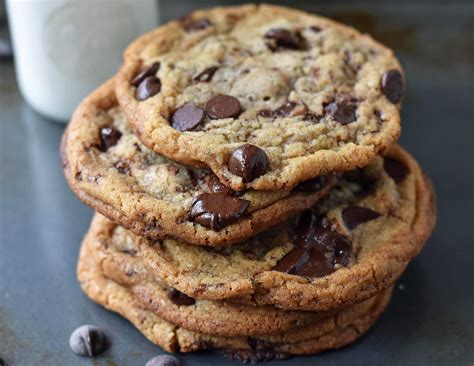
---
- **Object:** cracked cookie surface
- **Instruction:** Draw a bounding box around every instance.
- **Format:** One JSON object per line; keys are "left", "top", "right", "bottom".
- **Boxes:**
{"left": 116, "top": 4, "right": 403, "bottom": 191}
{"left": 88, "top": 145, "right": 436, "bottom": 311}
{"left": 62, "top": 80, "right": 336, "bottom": 246}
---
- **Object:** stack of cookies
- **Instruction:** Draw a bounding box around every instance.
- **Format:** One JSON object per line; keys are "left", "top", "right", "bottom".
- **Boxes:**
{"left": 62, "top": 4, "right": 436, "bottom": 362}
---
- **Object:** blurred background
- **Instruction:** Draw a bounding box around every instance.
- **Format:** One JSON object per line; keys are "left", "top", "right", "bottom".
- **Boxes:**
{"left": 0, "top": 1, "right": 473, "bottom": 365}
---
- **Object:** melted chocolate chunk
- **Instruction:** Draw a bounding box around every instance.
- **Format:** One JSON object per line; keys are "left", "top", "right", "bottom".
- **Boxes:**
{"left": 381, "top": 69, "right": 403, "bottom": 104}
{"left": 274, "top": 245, "right": 312, "bottom": 275}
{"left": 99, "top": 127, "right": 122, "bottom": 151}
{"left": 146, "top": 355, "right": 182, "bottom": 366}
{"left": 183, "top": 18, "right": 211, "bottom": 32}
{"left": 167, "top": 288, "right": 195, "bottom": 306}
{"left": 190, "top": 192, "right": 249, "bottom": 231}
{"left": 275, "top": 213, "right": 352, "bottom": 278}
{"left": 131, "top": 61, "right": 160, "bottom": 87}
{"left": 205, "top": 94, "right": 242, "bottom": 119}
{"left": 194, "top": 66, "right": 219, "bottom": 82}
{"left": 171, "top": 103, "right": 205, "bottom": 131}
{"left": 325, "top": 99, "right": 358, "bottom": 124}
{"left": 294, "top": 176, "right": 326, "bottom": 193}
{"left": 342, "top": 206, "right": 381, "bottom": 230}
{"left": 206, "top": 174, "right": 232, "bottom": 194}
{"left": 264, "top": 28, "right": 305, "bottom": 51}
{"left": 228, "top": 144, "right": 269, "bottom": 183}
{"left": 135, "top": 76, "right": 161, "bottom": 101}
{"left": 69, "top": 325, "right": 108, "bottom": 357}
{"left": 384, "top": 157, "right": 409, "bottom": 183}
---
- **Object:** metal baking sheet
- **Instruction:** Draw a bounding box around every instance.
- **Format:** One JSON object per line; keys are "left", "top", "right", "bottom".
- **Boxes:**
{"left": 1, "top": 1, "right": 473, "bottom": 365}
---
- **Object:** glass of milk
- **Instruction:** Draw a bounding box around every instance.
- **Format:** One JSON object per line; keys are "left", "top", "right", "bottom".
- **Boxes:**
{"left": 6, "top": 0, "right": 158, "bottom": 123}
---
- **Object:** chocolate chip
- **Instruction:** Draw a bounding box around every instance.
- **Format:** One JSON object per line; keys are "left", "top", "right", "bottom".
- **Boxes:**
{"left": 190, "top": 192, "right": 249, "bottom": 231}
{"left": 100, "top": 127, "right": 122, "bottom": 151}
{"left": 294, "top": 176, "right": 326, "bottom": 193}
{"left": 167, "top": 288, "right": 195, "bottom": 306}
{"left": 274, "top": 244, "right": 313, "bottom": 275}
{"left": 342, "top": 206, "right": 381, "bottom": 230}
{"left": 381, "top": 70, "right": 403, "bottom": 103}
{"left": 228, "top": 144, "right": 269, "bottom": 183}
{"left": 310, "top": 25, "right": 322, "bottom": 33}
{"left": 184, "top": 18, "right": 211, "bottom": 32}
{"left": 194, "top": 66, "right": 219, "bottom": 82}
{"left": 131, "top": 61, "right": 160, "bottom": 87}
{"left": 69, "top": 325, "right": 108, "bottom": 357}
{"left": 171, "top": 103, "right": 205, "bottom": 131}
{"left": 325, "top": 99, "right": 358, "bottom": 124}
{"left": 384, "top": 157, "right": 409, "bottom": 183}
{"left": 206, "top": 175, "right": 245, "bottom": 197}
{"left": 264, "top": 28, "right": 305, "bottom": 51}
{"left": 146, "top": 355, "right": 182, "bottom": 366}
{"left": 205, "top": 94, "right": 242, "bottom": 119}
{"left": 135, "top": 76, "right": 161, "bottom": 101}
{"left": 274, "top": 213, "right": 352, "bottom": 278}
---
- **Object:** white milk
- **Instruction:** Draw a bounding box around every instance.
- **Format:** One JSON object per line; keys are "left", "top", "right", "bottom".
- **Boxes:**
{"left": 6, "top": 0, "right": 158, "bottom": 122}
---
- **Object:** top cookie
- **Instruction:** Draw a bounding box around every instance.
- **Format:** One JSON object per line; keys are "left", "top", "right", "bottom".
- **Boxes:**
{"left": 116, "top": 4, "right": 403, "bottom": 191}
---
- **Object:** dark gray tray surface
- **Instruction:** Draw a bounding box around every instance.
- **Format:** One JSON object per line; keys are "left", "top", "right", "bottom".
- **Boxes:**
{"left": 1, "top": 1, "right": 473, "bottom": 365}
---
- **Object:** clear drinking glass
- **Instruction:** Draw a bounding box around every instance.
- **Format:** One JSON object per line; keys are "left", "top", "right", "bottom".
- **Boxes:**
{"left": 7, "top": 0, "right": 158, "bottom": 122}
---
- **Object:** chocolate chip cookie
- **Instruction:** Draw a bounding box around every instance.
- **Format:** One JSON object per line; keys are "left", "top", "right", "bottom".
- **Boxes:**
{"left": 62, "top": 80, "right": 336, "bottom": 246}
{"left": 115, "top": 4, "right": 403, "bottom": 191}
{"left": 77, "top": 232, "right": 393, "bottom": 360}
{"left": 103, "top": 145, "right": 436, "bottom": 311}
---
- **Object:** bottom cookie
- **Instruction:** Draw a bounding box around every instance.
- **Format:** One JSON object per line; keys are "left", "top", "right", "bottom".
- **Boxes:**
{"left": 77, "top": 233, "right": 393, "bottom": 360}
